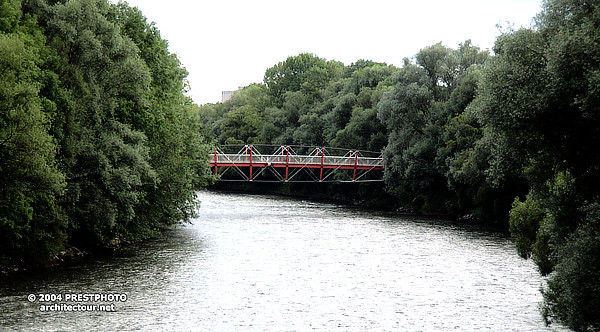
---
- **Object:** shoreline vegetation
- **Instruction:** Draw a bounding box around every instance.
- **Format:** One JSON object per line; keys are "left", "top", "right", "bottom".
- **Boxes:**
{"left": 2, "top": 0, "right": 599, "bottom": 330}
{"left": 1, "top": 0, "right": 211, "bottom": 273}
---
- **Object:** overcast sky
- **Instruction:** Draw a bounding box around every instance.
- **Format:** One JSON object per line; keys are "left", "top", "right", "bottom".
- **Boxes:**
{"left": 112, "top": 0, "right": 542, "bottom": 105}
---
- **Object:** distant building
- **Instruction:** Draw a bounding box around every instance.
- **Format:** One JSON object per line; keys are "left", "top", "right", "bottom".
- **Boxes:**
{"left": 221, "top": 86, "right": 244, "bottom": 103}
{"left": 221, "top": 91, "right": 235, "bottom": 102}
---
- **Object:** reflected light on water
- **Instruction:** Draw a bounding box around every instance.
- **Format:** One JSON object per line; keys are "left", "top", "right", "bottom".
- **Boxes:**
{"left": 0, "top": 191, "right": 568, "bottom": 331}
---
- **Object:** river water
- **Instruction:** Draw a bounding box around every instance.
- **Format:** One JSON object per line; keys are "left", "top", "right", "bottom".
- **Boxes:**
{"left": 0, "top": 191, "right": 566, "bottom": 331}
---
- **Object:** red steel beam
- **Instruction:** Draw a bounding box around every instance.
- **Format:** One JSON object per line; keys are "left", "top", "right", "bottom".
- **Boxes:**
{"left": 214, "top": 149, "right": 218, "bottom": 176}
{"left": 353, "top": 151, "right": 358, "bottom": 181}
{"left": 249, "top": 145, "right": 253, "bottom": 181}
{"left": 285, "top": 146, "right": 289, "bottom": 181}
{"left": 319, "top": 148, "right": 324, "bottom": 181}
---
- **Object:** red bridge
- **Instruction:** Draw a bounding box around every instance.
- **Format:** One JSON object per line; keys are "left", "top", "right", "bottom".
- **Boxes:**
{"left": 209, "top": 145, "right": 384, "bottom": 182}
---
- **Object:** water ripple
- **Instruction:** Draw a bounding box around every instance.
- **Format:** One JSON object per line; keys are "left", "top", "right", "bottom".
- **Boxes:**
{"left": 0, "top": 191, "right": 568, "bottom": 331}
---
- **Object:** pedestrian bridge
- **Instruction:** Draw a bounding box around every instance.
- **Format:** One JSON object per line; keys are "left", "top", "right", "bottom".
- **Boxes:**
{"left": 209, "top": 145, "right": 383, "bottom": 182}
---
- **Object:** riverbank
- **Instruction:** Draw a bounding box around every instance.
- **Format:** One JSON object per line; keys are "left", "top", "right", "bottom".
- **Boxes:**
{"left": 209, "top": 181, "right": 398, "bottom": 210}
{"left": 0, "top": 234, "right": 164, "bottom": 277}
{"left": 208, "top": 181, "right": 507, "bottom": 229}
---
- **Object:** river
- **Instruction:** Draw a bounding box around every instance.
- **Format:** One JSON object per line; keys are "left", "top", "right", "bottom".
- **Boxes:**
{"left": 0, "top": 191, "right": 566, "bottom": 331}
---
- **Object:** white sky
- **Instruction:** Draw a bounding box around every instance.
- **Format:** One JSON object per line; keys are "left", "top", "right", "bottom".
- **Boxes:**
{"left": 112, "top": 0, "right": 542, "bottom": 105}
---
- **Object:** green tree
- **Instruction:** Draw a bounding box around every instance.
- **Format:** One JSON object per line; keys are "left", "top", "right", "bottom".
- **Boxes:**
{"left": 110, "top": 2, "right": 212, "bottom": 233}
{"left": 260, "top": 91, "right": 307, "bottom": 145}
{"left": 27, "top": 0, "right": 158, "bottom": 245}
{"left": 330, "top": 62, "right": 396, "bottom": 151}
{"left": 0, "top": 0, "right": 211, "bottom": 270}
{"left": 475, "top": 0, "right": 600, "bottom": 329}
{"left": 217, "top": 84, "right": 269, "bottom": 144}
{"left": 0, "top": 26, "right": 66, "bottom": 265}
{"left": 0, "top": 0, "right": 20, "bottom": 33}
{"left": 196, "top": 102, "right": 228, "bottom": 141}
{"left": 264, "top": 53, "right": 343, "bottom": 106}
{"left": 378, "top": 42, "right": 490, "bottom": 213}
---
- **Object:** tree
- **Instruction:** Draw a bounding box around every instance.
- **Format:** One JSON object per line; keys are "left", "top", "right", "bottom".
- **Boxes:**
{"left": 327, "top": 61, "right": 396, "bottom": 150}
{"left": 264, "top": 53, "right": 343, "bottom": 106}
{"left": 25, "top": 0, "right": 159, "bottom": 245}
{"left": 0, "top": 0, "right": 211, "bottom": 269}
{"left": 217, "top": 84, "right": 269, "bottom": 144}
{"left": 0, "top": 0, "right": 20, "bottom": 33}
{"left": 110, "top": 1, "right": 212, "bottom": 233}
{"left": 0, "top": 18, "right": 66, "bottom": 266}
{"left": 475, "top": 0, "right": 600, "bottom": 329}
{"left": 378, "top": 42, "right": 490, "bottom": 213}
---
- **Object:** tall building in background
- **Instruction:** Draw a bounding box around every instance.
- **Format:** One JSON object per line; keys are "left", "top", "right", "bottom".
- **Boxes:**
{"left": 221, "top": 86, "right": 243, "bottom": 103}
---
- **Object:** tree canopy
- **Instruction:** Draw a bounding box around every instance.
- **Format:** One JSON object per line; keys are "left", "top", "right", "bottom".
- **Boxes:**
{"left": 1, "top": 0, "right": 210, "bottom": 268}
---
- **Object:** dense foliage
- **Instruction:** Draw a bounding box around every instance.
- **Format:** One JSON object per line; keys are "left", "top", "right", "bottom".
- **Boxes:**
{"left": 482, "top": 1, "right": 600, "bottom": 330}
{"left": 198, "top": 1, "right": 600, "bottom": 329}
{"left": 3, "top": 0, "right": 599, "bottom": 329}
{"left": 0, "top": 0, "right": 210, "bottom": 269}
{"left": 200, "top": 56, "right": 395, "bottom": 151}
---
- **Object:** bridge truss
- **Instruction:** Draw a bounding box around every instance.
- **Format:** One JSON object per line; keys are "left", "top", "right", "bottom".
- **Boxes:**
{"left": 209, "top": 145, "right": 384, "bottom": 183}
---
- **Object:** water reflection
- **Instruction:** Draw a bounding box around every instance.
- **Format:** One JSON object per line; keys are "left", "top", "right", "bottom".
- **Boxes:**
{"left": 0, "top": 191, "right": 566, "bottom": 331}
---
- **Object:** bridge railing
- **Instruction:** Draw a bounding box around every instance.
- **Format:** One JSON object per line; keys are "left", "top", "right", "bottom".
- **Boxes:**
{"left": 213, "top": 154, "right": 383, "bottom": 168}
